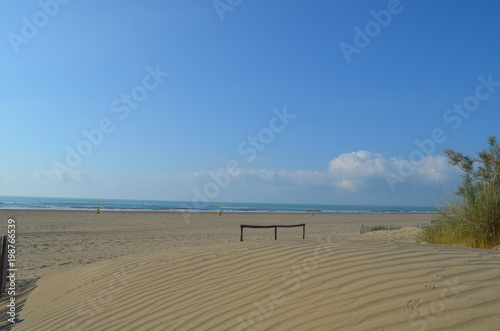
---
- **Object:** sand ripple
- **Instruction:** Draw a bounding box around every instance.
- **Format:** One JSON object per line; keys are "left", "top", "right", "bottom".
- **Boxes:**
{"left": 15, "top": 240, "right": 500, "bottom": 331}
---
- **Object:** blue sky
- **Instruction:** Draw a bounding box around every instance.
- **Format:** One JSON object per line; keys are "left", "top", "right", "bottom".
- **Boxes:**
{"left": 1, "top": 0, "right": 499, "bottom": 206}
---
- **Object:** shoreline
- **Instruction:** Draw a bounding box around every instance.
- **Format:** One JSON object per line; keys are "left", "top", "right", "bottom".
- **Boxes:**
{"left": 0, "top": 196, "right": 438, "bottom": 213}
{"left": 0, "top": 208, "right": 438, "bottom": 214}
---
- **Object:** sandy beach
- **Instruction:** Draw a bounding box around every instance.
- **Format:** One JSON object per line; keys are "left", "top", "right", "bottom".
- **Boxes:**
{"left": 1, "top": 210, "right": 499, "bottom": 330}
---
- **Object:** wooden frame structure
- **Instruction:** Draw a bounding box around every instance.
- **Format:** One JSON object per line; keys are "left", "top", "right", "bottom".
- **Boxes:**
{"left": 240, "top": 223, "right": 305, "bottom": 241}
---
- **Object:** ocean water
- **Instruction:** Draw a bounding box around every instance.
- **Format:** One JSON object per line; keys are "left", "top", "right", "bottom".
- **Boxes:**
{"left": 0, "top": 196, "right": 436, "bottom": 214}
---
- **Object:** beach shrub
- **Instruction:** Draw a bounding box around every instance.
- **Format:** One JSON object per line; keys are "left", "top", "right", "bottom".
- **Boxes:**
{"left": 424, "top": 135, "right": 500, "bottom": 248}
{"left": 372, "top": 225, "right": 389, "bottom": 231}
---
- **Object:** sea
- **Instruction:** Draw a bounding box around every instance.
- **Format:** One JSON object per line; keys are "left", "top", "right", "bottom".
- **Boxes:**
{"left": 0, "top": 196, "right": 436, "bottom": 214}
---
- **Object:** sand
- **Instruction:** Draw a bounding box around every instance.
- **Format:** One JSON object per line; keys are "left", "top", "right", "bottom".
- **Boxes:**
{"left": 1, "top": 210, "right": 499, "bottom": 330}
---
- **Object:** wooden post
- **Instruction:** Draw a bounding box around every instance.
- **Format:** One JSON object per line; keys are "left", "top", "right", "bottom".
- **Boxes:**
{"left": 274, "top": 226, "right": 277, "bottom": 240}
{"left": 303, "top": 224, "right": 305, "bottom": 239}
{"left": 0, "top": 235, "right": 8, "bottom": 294}
{"left": 240, "top": 225, "right": 244, "bottom": 242}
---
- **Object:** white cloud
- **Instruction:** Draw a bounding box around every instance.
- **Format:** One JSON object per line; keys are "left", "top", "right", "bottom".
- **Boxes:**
{"left": 235, "top": 169, "right": 276, "bottom": 183}
{"left": 172, "top": 150, "right": 459, "bottom": 203}
{"left": 326, "top": 151, "right": 459, "bottom": 192}
{"left": 415, "top": 155, "right": 455, "bottom": 183}
{"left": 35, "top": 169, "right": 92, "bottom": 183}
{"left": 277, "top": 169, "right": 325, "bottom": 188}
{"left": 9, "top": 150, "right": 459, "bottom": 205}
{"left": 328, "top": 151, "right": 388, "bottom": 191}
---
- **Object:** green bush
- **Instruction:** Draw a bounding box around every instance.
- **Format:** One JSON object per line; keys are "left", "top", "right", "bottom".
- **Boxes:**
{"left": 372, "top": 225, "right": 389, "bottom": 231}
{"left": 424, "top": 135, "right": 500, "bottom": 248}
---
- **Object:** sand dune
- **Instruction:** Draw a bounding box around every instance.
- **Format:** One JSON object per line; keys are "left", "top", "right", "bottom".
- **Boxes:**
{"left": 4, "top": 211, "right": 499, "bottom": 330}
{"left": 15, "top": 239, "right": 500, "bottom": 330}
